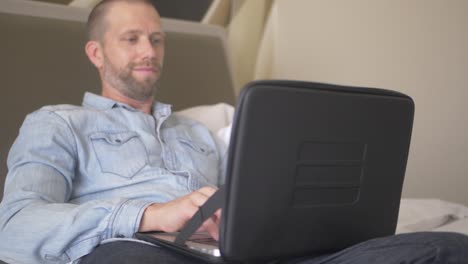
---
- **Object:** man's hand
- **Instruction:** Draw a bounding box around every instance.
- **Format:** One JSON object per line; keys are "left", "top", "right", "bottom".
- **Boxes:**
{"left": 139, "top": 186, "right": 222, "bottom": 240}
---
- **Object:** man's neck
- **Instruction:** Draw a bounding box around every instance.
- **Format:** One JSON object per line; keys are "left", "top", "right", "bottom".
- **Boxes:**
{"left": 102, "top": 88, "right": 154, "bottom": 114}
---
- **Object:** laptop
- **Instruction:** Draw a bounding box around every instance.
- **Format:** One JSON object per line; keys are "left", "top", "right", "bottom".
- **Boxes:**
{"left": 136, "top": 80, "right": 415, "bottom": 263}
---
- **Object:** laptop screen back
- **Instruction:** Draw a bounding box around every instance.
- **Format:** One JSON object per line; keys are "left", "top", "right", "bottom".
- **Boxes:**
{"left": 220, "top": 81, "right": 414, "bottom": 262}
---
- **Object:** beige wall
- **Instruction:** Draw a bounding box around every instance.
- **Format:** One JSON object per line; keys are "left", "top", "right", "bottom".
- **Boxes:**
{"left": 227, "top": 0, "right": 272, "bottom": 95}
{"left": 256, "top": 0, "right": 468, "bottom": 205}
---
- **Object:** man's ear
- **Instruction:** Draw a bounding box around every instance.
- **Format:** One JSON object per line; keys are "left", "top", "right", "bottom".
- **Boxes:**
{"left": 85, "top": 40, "right": 104, "bottom": 68}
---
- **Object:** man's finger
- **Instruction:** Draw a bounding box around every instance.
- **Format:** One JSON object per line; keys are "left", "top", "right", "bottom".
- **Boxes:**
{"left": 188, "top": 191, "right": 210, "bottom": 208}
{"left": 200, "top": 217, "right": 220, "bottom": 241}
{"left": 214, "top": 209, "right": 222, "bottom": 221}
{"left": 196, "top": 186, "right": 218, "bottom": 197}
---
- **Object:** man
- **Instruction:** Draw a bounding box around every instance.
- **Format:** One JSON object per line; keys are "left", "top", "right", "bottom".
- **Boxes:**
{"left": 0, "top": 0, "right": 467, "bottom": 263}
{"left": 0, "top": 0, "right": 222, "bottom": 263}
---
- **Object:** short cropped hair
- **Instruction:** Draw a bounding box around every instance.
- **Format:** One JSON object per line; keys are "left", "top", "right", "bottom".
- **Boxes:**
{"left": 86, "top": 0, "right": 157, "bottom": 41}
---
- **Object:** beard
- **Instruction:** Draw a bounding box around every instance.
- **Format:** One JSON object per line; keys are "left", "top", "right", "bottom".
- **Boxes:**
{"left": 102, "top": 54, "right": 162, "bottom": 101}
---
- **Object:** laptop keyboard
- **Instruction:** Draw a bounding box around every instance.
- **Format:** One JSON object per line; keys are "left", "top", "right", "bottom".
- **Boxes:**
{"left": 189, "top": 232, "right": 219, "bottom": 247}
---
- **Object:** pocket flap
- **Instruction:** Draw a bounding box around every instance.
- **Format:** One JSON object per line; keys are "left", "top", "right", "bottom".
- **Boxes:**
{"left": 90, "top": 131, "right": 140, "bottom": 145}
{"left": 177, "top": 137, "right": 213, "bottom": 155}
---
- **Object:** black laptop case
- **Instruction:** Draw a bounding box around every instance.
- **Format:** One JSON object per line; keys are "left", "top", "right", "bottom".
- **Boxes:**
{"left": 137, "top": 80, "right": 415, "bottom": 263}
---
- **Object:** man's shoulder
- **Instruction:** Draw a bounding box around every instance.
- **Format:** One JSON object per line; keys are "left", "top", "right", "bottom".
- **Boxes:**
{"left": 25, "top": 104, "right": 92, "bottom": 125}
{"left": 30, "top": 104, "right": 97, "bottom": 119}
{"left": 38, "top": 104, "right": 83, "bottom": 113}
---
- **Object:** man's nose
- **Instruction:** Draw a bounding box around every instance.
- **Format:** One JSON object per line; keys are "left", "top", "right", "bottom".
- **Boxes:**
{"left": 139, "top": 39, "right": 157, "bottom": 59}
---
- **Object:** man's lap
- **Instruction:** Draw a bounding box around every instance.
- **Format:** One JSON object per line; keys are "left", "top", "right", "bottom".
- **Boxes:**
{"left": 79, "top": 240, "right": 207, "bottom": 264}
{"left": 289, "top": 232, "right": 468, "bottom": 264}
{"left": 80, "top": 232, "right": 468, "bottom": 264}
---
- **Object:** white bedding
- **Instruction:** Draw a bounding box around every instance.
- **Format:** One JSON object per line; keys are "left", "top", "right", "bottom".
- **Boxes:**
{"left": 177, "top": 103, "right": 468, "bottom": 236}
{"left": 397, "top": 199, "right": 468, "bottom": 235}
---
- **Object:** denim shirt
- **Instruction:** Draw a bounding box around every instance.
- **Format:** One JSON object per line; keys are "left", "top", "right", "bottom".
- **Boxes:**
{"left": 0, "top": 93, "right": 226, "bottom": 264}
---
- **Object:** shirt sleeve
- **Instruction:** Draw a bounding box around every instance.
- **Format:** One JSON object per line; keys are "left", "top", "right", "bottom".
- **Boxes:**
{"left": 0, "top": 110, "right": 152, "bottom": 263}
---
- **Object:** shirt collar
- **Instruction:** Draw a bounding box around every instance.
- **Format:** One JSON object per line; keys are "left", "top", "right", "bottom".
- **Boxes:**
{"left": 82, "top": 92, "right": 172, "bottom": 118}
{"left": 152, "top": 101, "right": 172, "bottom": 120}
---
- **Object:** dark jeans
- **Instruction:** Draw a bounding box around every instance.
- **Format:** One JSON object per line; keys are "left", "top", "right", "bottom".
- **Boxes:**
{"left": 80, "top": 232, "right": 468, "bottom": 264}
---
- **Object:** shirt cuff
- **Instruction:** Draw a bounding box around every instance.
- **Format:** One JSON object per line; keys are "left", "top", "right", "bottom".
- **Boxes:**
{"left": 108, "top": 199, "right": 154, "bottom": 239}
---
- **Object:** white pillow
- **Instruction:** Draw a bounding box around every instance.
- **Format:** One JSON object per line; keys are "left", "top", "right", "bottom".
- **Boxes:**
{"left": 176, "top": 103, "right": 234, "bottom": 145}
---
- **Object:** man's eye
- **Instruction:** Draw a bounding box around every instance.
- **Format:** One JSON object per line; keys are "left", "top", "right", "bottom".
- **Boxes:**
{"left": 124, "top": 37, "right": 137, "bottom": 43}
{"left": 151, "top": 38, "right": 162, "bottom": 45}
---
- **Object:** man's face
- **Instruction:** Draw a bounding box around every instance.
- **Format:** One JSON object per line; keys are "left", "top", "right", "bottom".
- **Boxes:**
{"left": 100, "top": 2, "right": 165, "bottom": 101}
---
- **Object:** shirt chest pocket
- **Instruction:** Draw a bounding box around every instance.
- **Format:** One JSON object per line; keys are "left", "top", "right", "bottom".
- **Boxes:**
{"left": 175, "top": 137, "right": 219, "bottom": 184}
{"left": 90, "top": 131, "right": 148, "bottom": 178}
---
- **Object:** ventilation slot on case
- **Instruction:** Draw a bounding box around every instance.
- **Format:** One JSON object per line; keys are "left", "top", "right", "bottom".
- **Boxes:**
{"left": 293, "top": 142, "right": 366, "bottom": 207}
